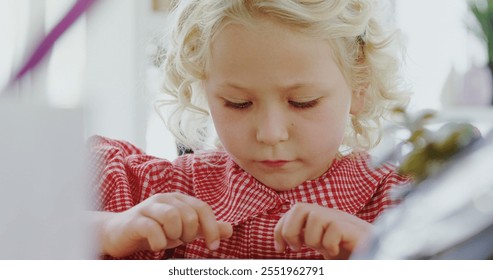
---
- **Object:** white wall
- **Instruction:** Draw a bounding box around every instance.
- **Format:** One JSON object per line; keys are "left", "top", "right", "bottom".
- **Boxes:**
{"left": 82, "top": 0, "right": 178, "bottom": 160}
{"left": 83, "top": 0, "right": 149, "bottom": 148}
{"left": 395, "top": 0, "right": 491, "bottom": 111}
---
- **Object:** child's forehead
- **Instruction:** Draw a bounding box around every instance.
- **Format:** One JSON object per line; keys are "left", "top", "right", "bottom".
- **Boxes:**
{"left": 210, "top": 17, "right": 340, "bottom": 62}
{"left": 205, "top": 21, "right": 349, "bottom": 93}
{"left": 210, "top": 19, "right": 335, "bottom": 59}
{"left": 212, "top": 16, "right": 332, "bottom": 52}
{"left": 203, "top": 8, "right": 355, "bottom": 87}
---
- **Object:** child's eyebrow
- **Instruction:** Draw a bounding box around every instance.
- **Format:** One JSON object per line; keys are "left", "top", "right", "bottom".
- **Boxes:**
{"left": 279, "top": 82, "right": 327, "bottom": 92}
{"left": 221, "top": 83, "right": 250, "bottom": 91}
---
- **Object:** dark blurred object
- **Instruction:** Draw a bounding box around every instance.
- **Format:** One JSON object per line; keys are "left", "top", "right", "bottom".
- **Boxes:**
{"left": 377, "top": 107, "right": 482, "bottom": 185}
{"left": 177, "top": 143, "right": 194, "bottom": 155}
{"left": 394, "top": 107, "right": 482, "bottom": 184}
{"left": 352, "top": 117, "right": 493, "bottom": 259}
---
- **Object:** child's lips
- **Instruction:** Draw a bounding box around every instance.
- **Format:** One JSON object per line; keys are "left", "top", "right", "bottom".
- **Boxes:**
{"left": 259, "top": 160, "right": 290, "bottom": 168}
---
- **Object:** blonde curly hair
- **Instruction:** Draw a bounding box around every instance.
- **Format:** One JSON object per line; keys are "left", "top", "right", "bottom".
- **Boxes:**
{"left": 155, "top": 0, "right": 409, "bottom": 152}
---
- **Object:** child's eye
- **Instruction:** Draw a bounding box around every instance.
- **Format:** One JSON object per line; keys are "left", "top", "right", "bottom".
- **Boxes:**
{"left": 289, "top": 99, "right": 319, "bottom": 109}
{"left": 223, "top": 99, "right": 252, "bottom": 110}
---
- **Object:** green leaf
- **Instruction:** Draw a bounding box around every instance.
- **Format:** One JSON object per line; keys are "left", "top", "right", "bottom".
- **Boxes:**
{"left": 469, "top": 0, "right": 493, "bottom": 61}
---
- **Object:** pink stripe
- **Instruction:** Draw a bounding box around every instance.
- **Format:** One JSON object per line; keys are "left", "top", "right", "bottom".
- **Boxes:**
{"left": 7, "top": 0, "right": 97, "bottom": 90}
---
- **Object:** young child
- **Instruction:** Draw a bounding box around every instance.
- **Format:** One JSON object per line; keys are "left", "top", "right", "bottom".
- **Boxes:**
{"left": 89, "top": 0, "right": 409, "bottom": 259}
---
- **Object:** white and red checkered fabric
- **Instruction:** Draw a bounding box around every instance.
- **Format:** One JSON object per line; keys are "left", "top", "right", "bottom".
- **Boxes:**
{"left": 88, "top": 136, "right": 409, "bottom": 259}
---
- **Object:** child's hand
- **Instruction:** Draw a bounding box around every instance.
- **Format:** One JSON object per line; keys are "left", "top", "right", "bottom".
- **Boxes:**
{"left": 100, "top": 192, "right": 233, "bottom": 258}
{"left": 273, "top": 203, "right": 371, "bottom": 259}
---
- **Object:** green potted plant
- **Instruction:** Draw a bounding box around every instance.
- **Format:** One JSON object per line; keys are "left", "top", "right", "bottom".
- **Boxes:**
{"left": 468, "top": 0, "right": 493, "bottom": 104}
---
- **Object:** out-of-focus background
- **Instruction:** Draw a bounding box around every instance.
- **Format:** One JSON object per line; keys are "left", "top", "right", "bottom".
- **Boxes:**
{"left": 0, "top": 0, "right": 179, "bottom": 160}
{"left": 1, "top": 0, "right": 493, "bottom": 259}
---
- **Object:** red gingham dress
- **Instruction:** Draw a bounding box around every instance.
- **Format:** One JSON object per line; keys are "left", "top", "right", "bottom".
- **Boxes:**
{"left": 88, "top": 136, "right": 409, "bottom": 259}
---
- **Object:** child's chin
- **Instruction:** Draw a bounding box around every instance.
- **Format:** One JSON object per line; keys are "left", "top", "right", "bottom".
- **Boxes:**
{"left": 257, "top": 176, "right": 304, "bottom": 191}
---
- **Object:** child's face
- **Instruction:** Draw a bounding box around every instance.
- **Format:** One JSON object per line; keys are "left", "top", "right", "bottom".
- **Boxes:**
{"left": 204, "top": 18, "right": 364, "bottom": 191}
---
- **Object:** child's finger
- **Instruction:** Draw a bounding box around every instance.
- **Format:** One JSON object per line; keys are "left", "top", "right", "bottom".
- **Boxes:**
{"left": 273, "top": 215, "right": 286, "bottom": 252}
{"left": 178, "top": 195, "right": 221, "bottom": 250}
{"left": 140, "top": 202, "right": 183, "bottom": 241}
{"left": 321, "top": 223, "right": 342, "bottom": 256}
{"left": 134, "top": 216, "right": 168, "bottom": 252}
{"left": 178, "top": 208, "right": 200, "bottom": 243}
{"left": 303, "top": 213, "right": 325, "bottom": 249}
{"left": 149, "top": 193, "right": 203, "bottom": 243}
{"left": 192, "top": 221, "right": 233, "bottom": 241}
{"left": 166, "top": 199, "right": 200, "bottom": 243}
{"left": 278, "top": 205, "right": 308, "bottom": 251}
{"left": 218, "top": 221, "right": 233, "bottom": 239}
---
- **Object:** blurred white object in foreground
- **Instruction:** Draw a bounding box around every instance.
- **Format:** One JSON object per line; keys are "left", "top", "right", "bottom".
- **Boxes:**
{"left": 353, "top": 131, "right": 493, "bottom": 259}
{"left": 0, "top": 101, "right": 93, "bottom": 259}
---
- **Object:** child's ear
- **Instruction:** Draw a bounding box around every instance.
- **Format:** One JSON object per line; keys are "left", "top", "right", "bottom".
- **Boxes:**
{"left": 350, "top": 86, "right": 367, "bottom": 115}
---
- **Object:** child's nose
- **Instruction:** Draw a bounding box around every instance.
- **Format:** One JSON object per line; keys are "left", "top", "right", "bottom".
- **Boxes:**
{"left": 255, "top": 108, "right": 289, "bottom": 145}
